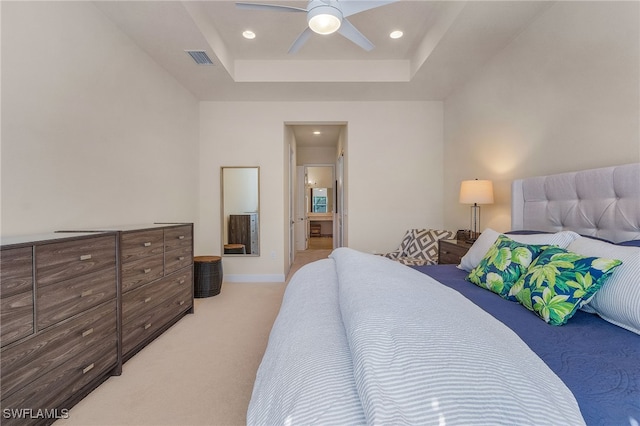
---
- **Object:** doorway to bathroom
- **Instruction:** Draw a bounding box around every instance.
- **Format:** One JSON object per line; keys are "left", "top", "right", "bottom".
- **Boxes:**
{"left": 287, "top": 123, "right": 346, "bottom": 270}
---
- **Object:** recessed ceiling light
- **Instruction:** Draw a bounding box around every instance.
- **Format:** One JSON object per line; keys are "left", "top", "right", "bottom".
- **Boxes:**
{"left": 313, "top": 131, "right": 321, "bottom": 135}
{"left": 243, "top": 30, "right": 256, "bottom": 40}
{"left": 390, "top": 30, "right": 403, "bottom": 39}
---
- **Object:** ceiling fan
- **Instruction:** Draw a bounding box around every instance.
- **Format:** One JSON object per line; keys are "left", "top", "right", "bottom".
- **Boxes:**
{"left": 236, "top": 0, "right": 397, "bottom": 54}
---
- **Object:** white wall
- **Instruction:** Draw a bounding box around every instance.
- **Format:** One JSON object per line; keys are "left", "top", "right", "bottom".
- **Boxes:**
{"left": 1, "top": 2, "right": 199, "bottom": 236}
{"left": 198, "top": 101, "right": 443, "bottom": 280}
{"left": 443, "top": 1, "right": 640, "bottom": 234}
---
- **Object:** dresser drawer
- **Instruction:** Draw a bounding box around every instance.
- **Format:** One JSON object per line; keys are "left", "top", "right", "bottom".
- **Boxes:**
{"left": 1, "top": 300, "right": 117, "bottom": 400}
{"left": 0, "top": 247, "right": 33, "bottom": 298}
{"left": 36, "top": 236, "right": 116, "bottom": 286}
{"left": 37, "top": 266, "right": 116, "bottom": 329}
{"left": 1, "top": 291, "right": 34, "bottom": 347}
{"left": 122, "top": 285, "right": 191, "bottom": 355}
{"left": 164, "top": 226, "right": 192, "bottom": 251}
{"left": 165, "top": 246, "right": 193, "bottom": 275}
{"left": 1, "top": 336, "right": 117, "bottom": 426}
{"left": 122, "top": 269, "right": 191, "bottom": 321}
{"left": 121, "top": 253, "right": 164, "bottom": 293}
{"left": 120, "top": 229, "right": 164, "bottom": 263}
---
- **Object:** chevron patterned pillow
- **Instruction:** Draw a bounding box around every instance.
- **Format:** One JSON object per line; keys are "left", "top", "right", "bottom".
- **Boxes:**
{"left": 401, "top": 229, "right": 455, "bottom": 263}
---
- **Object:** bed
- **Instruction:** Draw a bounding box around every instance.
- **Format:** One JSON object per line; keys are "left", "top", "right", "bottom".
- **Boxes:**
{"left": 248, "top": 163, "right": 640, "bottom": 426}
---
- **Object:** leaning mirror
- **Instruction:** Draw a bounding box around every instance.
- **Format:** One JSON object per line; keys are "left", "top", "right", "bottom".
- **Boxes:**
{"left": 221, "top": 167, "right": 260, "bottom": 256}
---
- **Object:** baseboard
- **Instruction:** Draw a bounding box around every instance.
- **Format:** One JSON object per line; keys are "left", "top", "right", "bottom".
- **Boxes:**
{"left": 224, "top": 274, "right": 286, "bottom": 283}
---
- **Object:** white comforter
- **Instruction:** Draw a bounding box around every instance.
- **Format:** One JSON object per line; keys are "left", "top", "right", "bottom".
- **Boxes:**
{"left": 248, "top": 248, "right": 585, "bottom": 425}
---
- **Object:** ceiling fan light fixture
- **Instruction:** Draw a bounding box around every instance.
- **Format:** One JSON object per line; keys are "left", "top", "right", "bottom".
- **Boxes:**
{"left": 308, "top": 6, "right": 342, "bottom": 35}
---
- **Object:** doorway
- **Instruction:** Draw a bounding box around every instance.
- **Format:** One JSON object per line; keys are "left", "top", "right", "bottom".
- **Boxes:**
{"left": 287, "top": 123, "right": 346, "bottom": 270}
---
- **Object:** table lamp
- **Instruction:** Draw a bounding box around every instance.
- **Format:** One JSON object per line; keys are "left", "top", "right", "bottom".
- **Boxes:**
{"left": 459, "top": 179, "right": 494, "bottom": 241}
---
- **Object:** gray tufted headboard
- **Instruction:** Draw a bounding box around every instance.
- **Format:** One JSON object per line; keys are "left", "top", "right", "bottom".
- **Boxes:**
{"left": 511, "top": 163, "right": 640, "bottom": 243}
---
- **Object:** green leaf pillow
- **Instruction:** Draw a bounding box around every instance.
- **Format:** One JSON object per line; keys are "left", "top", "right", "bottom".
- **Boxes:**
{"left": 466, "top": 235, "right": 549, "bottom": 300}
{"left": 509, "top": 246, "right": 622, "bottom": 326}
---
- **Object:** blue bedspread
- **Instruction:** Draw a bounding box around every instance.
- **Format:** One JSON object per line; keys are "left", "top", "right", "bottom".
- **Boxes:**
{"left": 412, "top": 264, "right": 640, "bottom": 426}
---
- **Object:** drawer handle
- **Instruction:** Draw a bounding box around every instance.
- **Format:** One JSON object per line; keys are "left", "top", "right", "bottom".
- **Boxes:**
{"left": 82, "top": 328, "right": 94, "bottom": 337}
{"left": 80, "top": 254, "right": 92, "bottom": 261}
{"left": 144, "top": 297, "right": 152, "bottom": 303}
{"left": 179, "top": 279, "right": 185, "bottom": 284}
{"left": 143, "top": 242, "right": 152, "bottom": 247}
{"left": 179, "top": 300, "right": 185, "bottom": 306}
{"left": 82, "top": 363, "right": 95, "bottom": 374}
{"left": 144, "top": 323, "right": 152, "bottom": 330}
{"left": 80, "top": 289, "right": 93, "bottom": 298}
{"left": 144, "top": 268, "right": 152, "bottom": 274}
{"left": 178, "top": 256, "right": 185, "bottom": 261}
{"left": 178, "top": 235, "right": 185, "bottom": 240}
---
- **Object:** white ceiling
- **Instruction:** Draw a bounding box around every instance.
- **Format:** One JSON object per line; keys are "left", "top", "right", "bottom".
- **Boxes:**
{"left": 94, "top": 1, "right": 552, "bottom": 103}
{"left": 292, "top": 124, "right": 344, "bottom": 147}
{"left": 92, "top": 1, "right": 552, "bottom": 147}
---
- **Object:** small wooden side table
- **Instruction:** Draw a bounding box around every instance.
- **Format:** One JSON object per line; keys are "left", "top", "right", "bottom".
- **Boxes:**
{"left": 438, "top": 240, "right": 472, "bottom": 265}
{"left": 194, "top": 256, "right": 223, "bottom": 298}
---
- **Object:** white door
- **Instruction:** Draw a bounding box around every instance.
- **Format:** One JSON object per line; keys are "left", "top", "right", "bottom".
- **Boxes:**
{"left": 295, "top": 166, "right": 308, "bottom": 251}
{"left": 289, "top": 146, "right": 296, "bottom": 266}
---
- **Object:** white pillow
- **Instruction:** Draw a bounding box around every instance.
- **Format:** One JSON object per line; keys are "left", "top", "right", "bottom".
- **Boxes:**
{"left": 457, "top": 229, "right": 580, "bottom": 272}
{"left": 457, "top": 229, "right": 500, "bottom": 271}
{"left": 568, "top": 237, "right": 640, "bottom": 335}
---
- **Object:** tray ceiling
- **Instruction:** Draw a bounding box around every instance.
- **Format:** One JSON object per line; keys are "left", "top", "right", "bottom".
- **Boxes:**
{"left": 94, "top": 1, "right": 551, "bottom": 101}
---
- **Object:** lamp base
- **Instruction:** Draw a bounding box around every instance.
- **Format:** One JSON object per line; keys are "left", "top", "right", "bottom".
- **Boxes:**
{"left": 470, "top": 204, "right": 481, "bottom": 240}
{"left": 456, "top": 229, "right": 479, "bottom": 244}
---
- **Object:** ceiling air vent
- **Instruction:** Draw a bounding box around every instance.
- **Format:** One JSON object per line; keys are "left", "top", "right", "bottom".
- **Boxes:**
{"left": 186, "top": 50, "right": 214, "bottom": 65}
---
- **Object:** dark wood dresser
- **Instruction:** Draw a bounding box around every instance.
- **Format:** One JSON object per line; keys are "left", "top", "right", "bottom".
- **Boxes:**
{"left": 227, "top": 214, "right": 258, "bottom": 254}
{"left": 117, "top": 224, "right": 194, "bottom": 360}
{"left": 0, "top": 223, "right": 194, "bottom": 424}
{"left": 61, "top": 223, "right": 194, "bottom": 361}
{"left": 1, "top": 232, "right": 118, "bottom": 425}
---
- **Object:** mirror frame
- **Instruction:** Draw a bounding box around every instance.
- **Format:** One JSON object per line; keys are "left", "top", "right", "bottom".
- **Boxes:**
{"left": 220, "top": 166, "right": 260, "bottom": 257}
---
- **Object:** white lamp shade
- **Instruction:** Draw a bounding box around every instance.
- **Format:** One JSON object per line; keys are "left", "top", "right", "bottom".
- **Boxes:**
{"left": 459, "top": 180, "right": 494, "bottom": 205}
{"left": 308, "top": 6, "right": 342, "bottom": 34}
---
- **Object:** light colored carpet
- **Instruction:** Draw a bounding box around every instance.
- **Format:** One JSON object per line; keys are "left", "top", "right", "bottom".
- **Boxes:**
{"left": 286, "top": 248, "right": 332, "bottom": 281}
{"left": 55, "top": 249, "right": 331, "bottom": 426}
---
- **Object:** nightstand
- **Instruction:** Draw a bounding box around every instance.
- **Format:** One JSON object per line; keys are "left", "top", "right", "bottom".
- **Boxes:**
{"left": 438, "top": 240, "right": 472, "bottom": 265}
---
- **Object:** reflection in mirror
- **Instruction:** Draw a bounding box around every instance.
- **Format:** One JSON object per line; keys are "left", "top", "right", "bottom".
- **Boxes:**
{"left": 221, "top": 167, "right": 259, "bottom": 256}
{"left": 311, "top": 188, "right": 329, "bottom": 213}
{"left": 306, "top": 166, "right": 334, "bottom": 213}
{"left": 306, "top": 166, "right": 334, "bottom": 246}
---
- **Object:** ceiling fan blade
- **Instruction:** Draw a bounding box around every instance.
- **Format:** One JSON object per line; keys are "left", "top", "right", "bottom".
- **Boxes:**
{"left": 339, "top": 0, "right": 397, "bottom": 18}
{"left": 288, "top": 27, "right": 314, "bottom": 54}
{"left": 235, "top": 2, "right": 307, "bottom": 13}
{"left": 337, "top": 18, "right": 374, "bottom": 51}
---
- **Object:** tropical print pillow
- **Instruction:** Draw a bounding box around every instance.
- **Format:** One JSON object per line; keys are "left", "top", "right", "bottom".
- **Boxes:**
{"left": 466, "top": 235, "right": 549, "bottom": 300}
{"left": 509, "top": 246, "right": 622, "bottom": 326}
